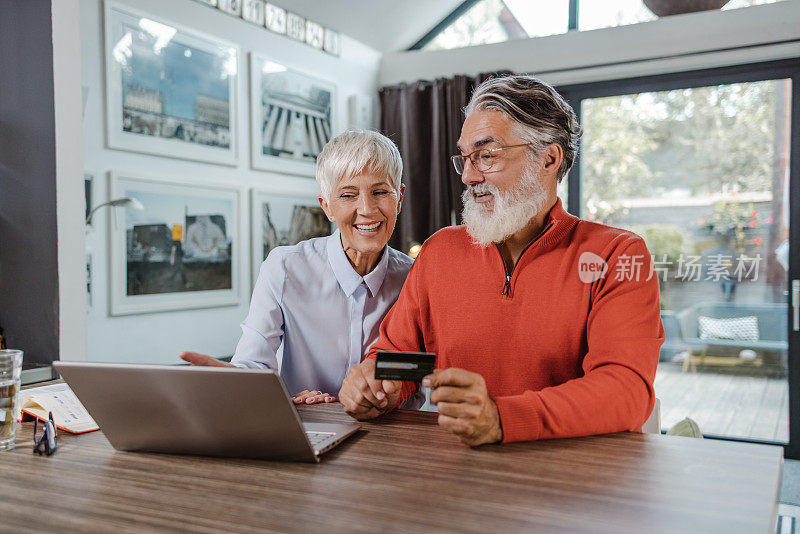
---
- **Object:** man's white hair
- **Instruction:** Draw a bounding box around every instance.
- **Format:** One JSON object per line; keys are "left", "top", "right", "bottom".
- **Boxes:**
{"left": 464, "top": 75, "right": 582, "bottom": 183}
{"left": 315, "top": 129, "right": 403, "bottom": 200}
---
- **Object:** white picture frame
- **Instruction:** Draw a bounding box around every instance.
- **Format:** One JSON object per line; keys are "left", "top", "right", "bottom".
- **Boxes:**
{"left": 104, "top": 2, "right": 239, "bottom": 166}
{"left": 249, "top": 52, "right": 336, "bottom": 176}
{"left": 305, "top": 20, "right": 324, "bottom": 49}
{"left": 286, "top": 12, "right": 306, "bottom": 42}
{"left": 109, "top": 171, "right": 240, "bottom": 315}
{"left": 250, "top": 185, "right": 332, "bottom": 287}
{"left": 265, "top": 3, "right": 287, "bottom": 34}
{"left": 241, "top": 0, "right": 265, "bottom": 26}
{"left": 323, "top": 28, "right": 340, "bottom": 56}
{"left": 217, "top": 0, "right": 242, "bottom": 17}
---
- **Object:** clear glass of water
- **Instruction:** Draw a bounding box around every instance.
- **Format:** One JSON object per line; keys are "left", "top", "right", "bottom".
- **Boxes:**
{"left": 0, "top": 350, "right": 23, "bottom": 451}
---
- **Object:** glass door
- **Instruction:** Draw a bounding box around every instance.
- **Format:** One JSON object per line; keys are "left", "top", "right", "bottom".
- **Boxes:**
{"left": 560, "top": 59, "right": 798, "bottom": 452}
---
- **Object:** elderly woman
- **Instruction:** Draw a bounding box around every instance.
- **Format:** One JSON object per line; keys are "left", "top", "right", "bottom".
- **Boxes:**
{"left": 180, "top": 129, "right": 416, "bottom": 406}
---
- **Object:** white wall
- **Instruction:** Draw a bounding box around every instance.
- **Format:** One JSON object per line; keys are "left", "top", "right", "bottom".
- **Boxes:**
{"left": 81, "top": 0, "right": 381, "bottom": 364}
{"left": 54, "top": 0, "right": 88, "bottom": 363}
{"left": 380, "top": 1, "right": 800, "bottom": 87}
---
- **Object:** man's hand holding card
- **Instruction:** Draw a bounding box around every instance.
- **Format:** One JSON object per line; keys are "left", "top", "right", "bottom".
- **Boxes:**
{"left": 339, "top": 358, "right": 402, "bottom": 420}
{"left": 376, "top": 351, "right": 502, "bottom": 446}
{"left": 340, "top": 351, "right": 503, "bottom": 446}
{"left": 422, "top": 368, "right": 503, "bottom": 447}
{"left": 340, "top": 351, "right": 433, "bottom": 420}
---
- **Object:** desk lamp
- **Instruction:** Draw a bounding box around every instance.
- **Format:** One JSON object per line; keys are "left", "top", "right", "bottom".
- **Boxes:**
{"left": 85, "top": 197, "right": 144, "bottom": 226}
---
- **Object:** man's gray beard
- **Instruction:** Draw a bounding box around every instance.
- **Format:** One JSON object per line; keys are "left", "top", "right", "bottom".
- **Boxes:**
{"left": 461, "top": 166, "right": 549, "bottom": 248}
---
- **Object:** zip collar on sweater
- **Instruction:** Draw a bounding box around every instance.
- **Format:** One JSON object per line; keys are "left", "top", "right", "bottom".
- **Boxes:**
{"left": 492, "top": 198, "right": 578, "bottom": 298}
{"left": 495, "top": 222, "right": 553, "bottom": 296}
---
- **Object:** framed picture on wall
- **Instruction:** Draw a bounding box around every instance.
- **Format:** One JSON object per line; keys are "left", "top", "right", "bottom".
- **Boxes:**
{"left": 249, "top": 53, "right": 336, "bottom": 176}
{"left": 109, "top": 171, "right": 240, "bottom": 315}
{"left": 84, "top": 173, "right": 93, "bottom": 221}
{"left": 104, "top": 2, "right": 239, "bottom": 166}
{"left": 241, "top": 0, "right": 265, "bottom": 26}
{"left": 250, "top": 186, "right": 332, "bottom": 287}
{"left": 86, "top": 254, "right": 93, "bottom": 310}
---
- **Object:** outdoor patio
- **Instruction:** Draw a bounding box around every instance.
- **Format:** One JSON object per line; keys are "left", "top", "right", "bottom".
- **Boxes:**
{"left": 655, "top": 362, "right": 789, "bottom": 443}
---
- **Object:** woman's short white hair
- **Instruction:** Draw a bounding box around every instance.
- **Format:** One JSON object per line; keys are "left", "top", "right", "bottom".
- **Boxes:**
{"left": 316, "top": 129, "right": 403, "bottom": 200}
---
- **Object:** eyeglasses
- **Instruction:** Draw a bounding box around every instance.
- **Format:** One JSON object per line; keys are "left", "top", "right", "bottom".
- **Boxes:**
{"left": 451, "top": 143, "right": 535, "bottom": 175}
{"left": 33, "top": 412, "right": 57, "bottom": 456}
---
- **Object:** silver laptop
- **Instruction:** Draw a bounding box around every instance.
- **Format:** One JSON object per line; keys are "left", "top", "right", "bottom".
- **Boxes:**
{"left": 53, "top": 362, "right": 359, "bottom": 462}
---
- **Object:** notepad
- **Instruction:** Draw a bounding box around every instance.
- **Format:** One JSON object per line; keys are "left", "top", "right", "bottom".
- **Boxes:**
{"left": 15, "top": 383, "right": 99, "bottom": 434}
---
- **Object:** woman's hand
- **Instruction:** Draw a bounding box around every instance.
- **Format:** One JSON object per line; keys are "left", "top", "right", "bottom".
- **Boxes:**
{"left": 179, "top": 352, "right": 235, "bottom": 367}
{"left": 292, "top": 390, "right": 337, "bottom": 404}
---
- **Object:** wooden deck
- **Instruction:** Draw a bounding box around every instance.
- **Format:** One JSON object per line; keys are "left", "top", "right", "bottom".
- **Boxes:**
{"left": 655, "top": 362, "right": 789, "bottom": 443}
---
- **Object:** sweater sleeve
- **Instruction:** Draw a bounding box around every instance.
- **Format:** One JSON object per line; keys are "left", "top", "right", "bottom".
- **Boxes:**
{"left": 494, "top": 236, "right": 664, "bottom": 443}
{"left": 364, "top": 245, "right": 429, "bottom": 408}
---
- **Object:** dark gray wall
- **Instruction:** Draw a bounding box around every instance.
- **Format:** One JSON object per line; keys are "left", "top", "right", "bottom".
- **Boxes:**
{"left": 0, "top": 0, "right": 59, "bottom": 364}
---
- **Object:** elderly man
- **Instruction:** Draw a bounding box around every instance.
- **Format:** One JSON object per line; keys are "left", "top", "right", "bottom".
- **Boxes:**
{"left": 338, "top": 76, "right": 664, "bottom": 445}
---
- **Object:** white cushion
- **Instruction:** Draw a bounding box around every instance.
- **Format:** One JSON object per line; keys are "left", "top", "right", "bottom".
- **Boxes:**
{"left": 698, "top": 315, "right": 759, "bottom": 342}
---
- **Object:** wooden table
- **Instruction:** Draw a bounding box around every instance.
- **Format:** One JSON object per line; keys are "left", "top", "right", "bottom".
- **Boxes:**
{"left": 0, "top": 403, "right": 782, "bottom": 533}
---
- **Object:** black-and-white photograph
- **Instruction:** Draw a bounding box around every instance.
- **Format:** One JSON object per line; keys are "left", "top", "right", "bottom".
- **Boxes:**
{"left": 250, "top": 53, "right": 335, "bottom": 175}
{"left": 261, "top": 202, "right": 330, "bottom": 256}
{"left": 250, "top": 189, "right": 332, "bottom": 286}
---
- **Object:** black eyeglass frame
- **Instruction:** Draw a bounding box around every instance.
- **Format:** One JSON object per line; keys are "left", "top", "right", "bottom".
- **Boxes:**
{"left": 33, "top": 411, "right": 57, "bottom": 456}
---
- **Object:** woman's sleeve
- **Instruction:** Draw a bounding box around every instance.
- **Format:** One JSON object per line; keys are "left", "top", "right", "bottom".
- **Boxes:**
{"left": 230, "top": 250, "right": 286, "bottom": 369}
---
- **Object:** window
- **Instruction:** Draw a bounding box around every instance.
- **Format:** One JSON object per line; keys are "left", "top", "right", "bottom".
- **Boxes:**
{"left": 422, "top": 0, "right": 569, "bottom": 51}
{"left": 415, "top": 0, "right": 785, "bottom": 51}
{"left": 568, "top": 62, "right": 797, "bottom": 446}
{"left": 577, "top": 0, "right": 654, "bottom": 31}
{"left": 580, "top": 0, "right": 783, "bottom": 31}
{"left": 724, "top": 0, "right": 783, "bottom": 9}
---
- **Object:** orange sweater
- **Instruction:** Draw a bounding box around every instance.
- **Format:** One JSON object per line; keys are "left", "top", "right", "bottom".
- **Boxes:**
{"left": 367, "top": 198, "right": 664, "bottom": 443}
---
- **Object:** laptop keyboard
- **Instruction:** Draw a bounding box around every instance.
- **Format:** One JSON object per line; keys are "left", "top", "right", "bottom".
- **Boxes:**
{"left": 306, "top": 431, "right": 336, "bottom": 447}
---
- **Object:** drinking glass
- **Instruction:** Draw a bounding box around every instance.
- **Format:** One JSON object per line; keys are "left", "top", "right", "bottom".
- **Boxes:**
{"left": 0, "top": 350, "right": 23, "bottom": 451}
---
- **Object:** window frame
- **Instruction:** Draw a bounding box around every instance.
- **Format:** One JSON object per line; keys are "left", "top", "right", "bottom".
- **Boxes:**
{"left": 409, "top": 0, "right": 580, "bottom": 51}
{"left": 410, "top": 1, "right": 783, "bottom": 52}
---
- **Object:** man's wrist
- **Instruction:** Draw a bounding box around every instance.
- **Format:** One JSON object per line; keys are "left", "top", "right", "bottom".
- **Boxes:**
{"left": 494, "top": 419, "right": 504, "bottom": 443}
{"left": 490, "top": 398, "right": 504, "bottom": 443}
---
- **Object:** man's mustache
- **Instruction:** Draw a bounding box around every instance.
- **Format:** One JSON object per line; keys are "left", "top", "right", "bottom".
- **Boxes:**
{"left": 464, "top": 183, "right": 499, "bottom": 199}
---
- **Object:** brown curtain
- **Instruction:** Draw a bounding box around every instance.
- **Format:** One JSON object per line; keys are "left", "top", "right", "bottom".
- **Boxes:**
{"left": 379, "top": 71, "right": 512, "bottom": 253}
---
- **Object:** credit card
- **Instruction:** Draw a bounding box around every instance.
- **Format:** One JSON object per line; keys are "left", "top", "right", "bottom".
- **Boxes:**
{"left": 374, "top": 351, "right": 436, "bottom": 382}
